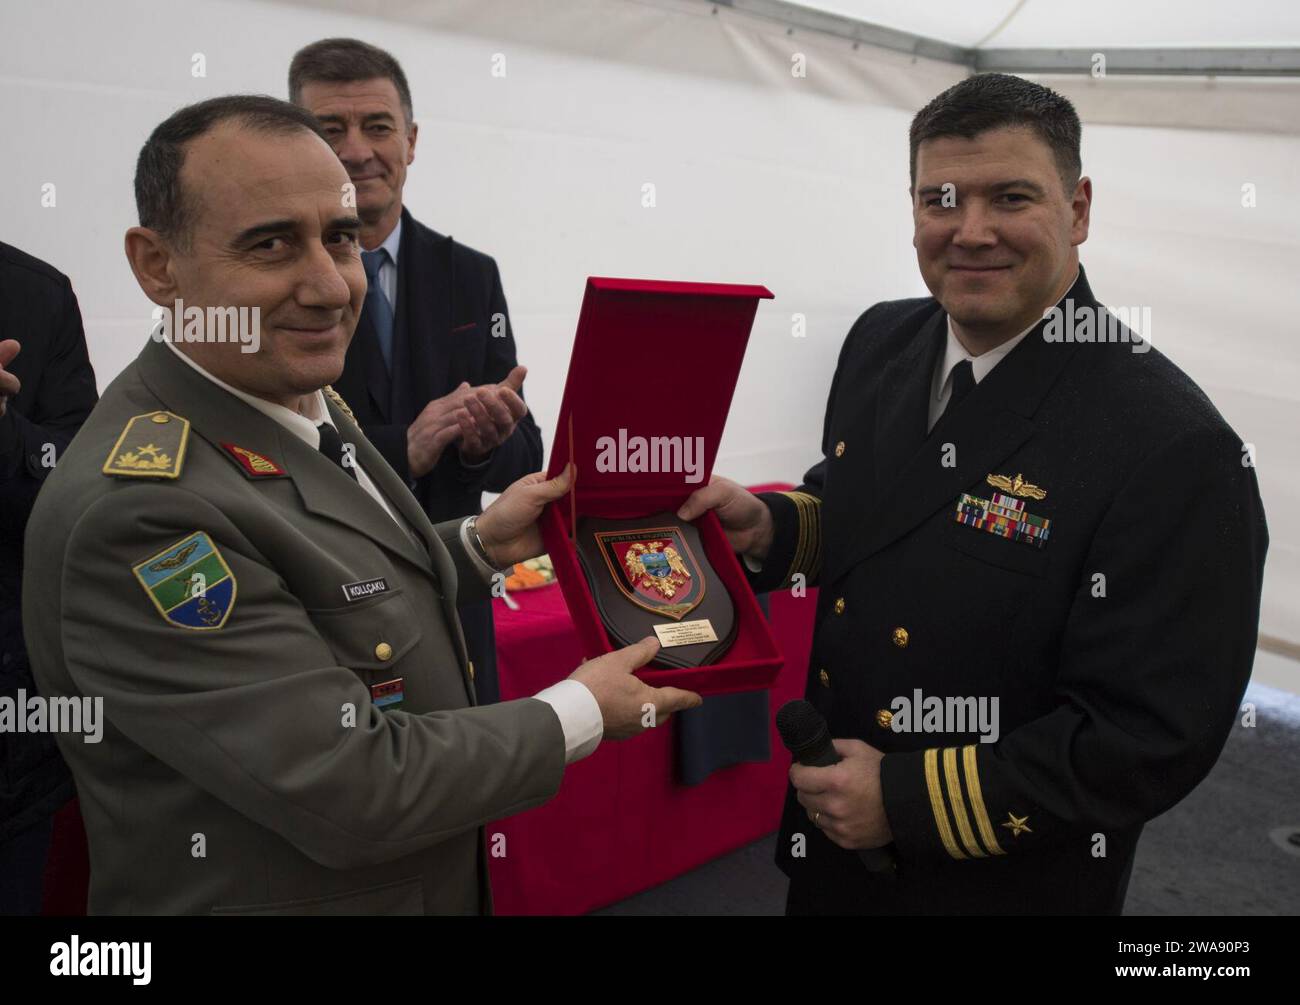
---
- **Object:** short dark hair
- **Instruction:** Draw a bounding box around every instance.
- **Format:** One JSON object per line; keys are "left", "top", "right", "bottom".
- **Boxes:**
{"left": 909, "top": 73, "right": 1082, "bottom": 191}
{"left": 134, "top": 94, "right": 327, "bottom": 250}
{"left": 288, "top": 38, "right": 414, "bottom": 127}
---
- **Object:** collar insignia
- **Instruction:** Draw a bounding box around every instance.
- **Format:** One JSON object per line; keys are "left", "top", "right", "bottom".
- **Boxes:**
{"left": 220, "top": 443, "right": 287, "bottom": 478}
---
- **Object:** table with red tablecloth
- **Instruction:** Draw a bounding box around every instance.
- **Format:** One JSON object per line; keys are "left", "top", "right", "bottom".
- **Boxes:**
{"left": 485, "top": 581, "right": 813, "bottom": 915}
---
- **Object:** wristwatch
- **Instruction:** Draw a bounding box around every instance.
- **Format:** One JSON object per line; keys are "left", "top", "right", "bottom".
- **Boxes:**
{"left": 465, "top": 515, "right": 506, "bottom": 573}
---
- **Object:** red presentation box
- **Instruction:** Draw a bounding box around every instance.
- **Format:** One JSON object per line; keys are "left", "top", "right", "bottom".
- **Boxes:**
{"left": 540, "top": 277, "right": 782, "bottom": 696}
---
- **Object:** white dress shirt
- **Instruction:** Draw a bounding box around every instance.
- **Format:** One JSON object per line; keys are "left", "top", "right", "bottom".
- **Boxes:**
{"left": 927, "top": 270, "right": 1079, "bottom": 433}
{"left": 161, "top": 338, "right": 603, "bottom": 763}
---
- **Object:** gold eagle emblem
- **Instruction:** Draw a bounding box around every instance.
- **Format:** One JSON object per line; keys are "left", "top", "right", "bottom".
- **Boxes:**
{"left": 624, "top": 542, "right": 691, "bottom": 600}
{"left": 986, "top": 472, "right": 1046, "bottom": 500}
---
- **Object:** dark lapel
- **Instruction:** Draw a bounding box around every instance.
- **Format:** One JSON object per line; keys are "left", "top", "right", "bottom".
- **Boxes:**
{"left": 396, "top": 208, "right": 454, "bottom": 415}
{"left": 136, "top": 337, "right": 436, "bottom": 580}
{"left": 872, "top": 307, "right": 947, "bottom": 494}
{"left": 827, "top": 269, "right": 1093, "bottom": 583}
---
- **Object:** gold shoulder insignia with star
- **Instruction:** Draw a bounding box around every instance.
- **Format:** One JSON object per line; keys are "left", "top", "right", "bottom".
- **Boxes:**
{"left": 986, "top": 472, "right": 1047, "bottom": 500}
{"left": 103, "top": 411, "right": 190, "bottom": 479}
{"left": 324, "top": 385, "right": 356, "bottom": 424}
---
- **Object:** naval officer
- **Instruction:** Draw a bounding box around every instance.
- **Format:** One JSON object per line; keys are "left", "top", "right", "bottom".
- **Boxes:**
{"left": 680, "top": 73, "right": 1268, "bottom": 914}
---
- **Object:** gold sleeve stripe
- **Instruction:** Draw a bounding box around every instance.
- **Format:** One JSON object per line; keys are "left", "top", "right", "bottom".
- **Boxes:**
{"left": 778, "top": 491, "right": 822, "bottom": 585}
{"left": 782, "top": 491, "right": 811, "bottom": 583}
{"left": 923, "top": 748, "right": 967, "bottom": 860}
{"left": 962, "top": 744, "right": 1006, "bottom": 856}
{"left": 943, "top": 747, "right": 987, "bottom": 858}
{"left": 806, "top": 494, "right": 822, "bottom": 581}
{"left": 782, "top": 492, "right": 807, "bottom": 584}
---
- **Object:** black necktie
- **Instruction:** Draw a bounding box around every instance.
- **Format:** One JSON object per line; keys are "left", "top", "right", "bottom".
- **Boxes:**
{"left": 316, "top": 421, "right": 357, "bottom": 481}
{"left": 939, "top": 359, "right": 976, "bottom": 426}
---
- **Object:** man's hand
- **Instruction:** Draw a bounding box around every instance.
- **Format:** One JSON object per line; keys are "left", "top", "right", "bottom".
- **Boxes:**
{"left": 569, "top": 636, "right": 703, "bottom": 739}
{"left": 407, "top": 383, "right": 474, "bottom": 479}
{"left": 406, "top": 367, "right": 530, "bottom": 477}
{"left": 676, "top": 475, "right": 774, "bottom": 561}
{"left": 474, "top": 464, "right": 571, "bottom": 568}
{"left": 0, "top": 340, "right": 21, "bottom": 418}
{"left": 457, "top": 365, "right": 529, "bottom": 462}
{"left": 790, "top": 738, "right": 893, "bottom": 850}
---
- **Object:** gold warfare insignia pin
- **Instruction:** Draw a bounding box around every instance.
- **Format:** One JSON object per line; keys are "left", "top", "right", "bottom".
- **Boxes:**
{"left": 103, "top": 411, "right": 190, "bottom": 479}
{"left": 986, "top": 472, "right": 1046, "bottom": 500}
{"left": 132, "top": 532, "right": 236, "bottom": 630}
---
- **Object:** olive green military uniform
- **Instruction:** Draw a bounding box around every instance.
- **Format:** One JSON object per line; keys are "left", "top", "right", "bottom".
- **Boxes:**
{"left": 22, "top": 335, "right": 564, "bottom": 915}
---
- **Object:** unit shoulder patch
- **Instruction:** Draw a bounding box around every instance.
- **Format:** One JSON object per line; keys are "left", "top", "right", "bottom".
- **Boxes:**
{"left": 103, "top": 411, "right": 190, "bottom": 479}
{"left": 132, "top": 531, "right": 236, "bottom": 629}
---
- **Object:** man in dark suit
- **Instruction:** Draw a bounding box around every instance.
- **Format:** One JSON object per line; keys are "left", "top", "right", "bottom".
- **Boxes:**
{"left": 679, "top": 73, "right": 1268, "bottom": 914}
{"left": 289, "top": 38, "right": 542, "bottom": 704}
{"left": 0, "top": 241, "right": 97, "bottom": 913}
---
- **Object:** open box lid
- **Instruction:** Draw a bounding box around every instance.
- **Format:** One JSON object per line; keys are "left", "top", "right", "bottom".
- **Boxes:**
{"left": 546, "top": 277, "right": 774, "bottom": 500}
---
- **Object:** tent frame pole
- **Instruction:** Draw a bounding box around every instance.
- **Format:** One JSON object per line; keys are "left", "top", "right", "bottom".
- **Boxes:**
{"left": 710, "top": 0, "right": 1300, "bottom": 76}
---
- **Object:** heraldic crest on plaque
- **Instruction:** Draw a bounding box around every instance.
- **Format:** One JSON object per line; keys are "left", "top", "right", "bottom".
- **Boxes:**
{"left": 576, "top": 512, "right": 736, "bottom": 669}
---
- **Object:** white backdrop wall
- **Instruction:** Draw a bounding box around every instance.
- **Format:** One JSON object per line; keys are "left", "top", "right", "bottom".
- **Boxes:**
{"left": 2, "top": 0, "right": 1297, "bottom": 653}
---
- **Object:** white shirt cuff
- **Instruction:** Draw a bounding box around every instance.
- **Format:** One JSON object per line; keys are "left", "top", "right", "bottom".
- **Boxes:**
{"left": 534, "top": 679, "right": 603, "bottom": 764}
{"left": 458, "top": 517, "right": 500, "bottom": 584}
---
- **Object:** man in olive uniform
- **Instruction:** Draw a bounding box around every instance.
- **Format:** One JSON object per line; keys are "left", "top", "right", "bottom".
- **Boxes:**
{"left": 680, "top": 74, "right": 1268, "bottom": 914}
{"left": 22, "top": 95, "right": 699, "bottom": 915}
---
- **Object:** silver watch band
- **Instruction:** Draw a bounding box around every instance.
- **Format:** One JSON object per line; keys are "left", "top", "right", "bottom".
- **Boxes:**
{"left": 466, "top": 515, "right": 504, "bottom": 573}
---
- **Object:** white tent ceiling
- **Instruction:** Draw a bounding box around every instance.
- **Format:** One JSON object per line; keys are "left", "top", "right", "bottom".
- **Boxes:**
{"left": 787, "top": 0, "right": 1300, "bottom": 49}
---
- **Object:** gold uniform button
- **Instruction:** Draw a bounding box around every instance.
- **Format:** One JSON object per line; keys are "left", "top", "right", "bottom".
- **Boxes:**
{"left": 834, "top": 440, "right": 846, "bottom": 458}
{"left": 892, "top": 627, "right": 909, "bottom": 648}
{"left": 151, "top": 413, "right": 170, "bottom": 424}
{"left": 833, "top": 597, "right": 845, "bottom": 615}
{"left": 818, "top": 668, "right": 830, "bottom": 688}
{"left": 375, "top": 642, "right": 393, "bottom": 662}
{"left": 876, "top": 709, "right": 894, "bottom": 729}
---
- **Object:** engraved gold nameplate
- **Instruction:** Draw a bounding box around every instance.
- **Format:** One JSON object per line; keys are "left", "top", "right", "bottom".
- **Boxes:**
{"left": 653, "top": 619, "right": 719, "bottom": 648}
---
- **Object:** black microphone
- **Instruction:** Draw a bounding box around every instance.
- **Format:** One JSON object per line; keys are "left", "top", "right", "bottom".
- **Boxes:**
{"left": 776, "top": 699, "right": 897, "bottom": 875}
